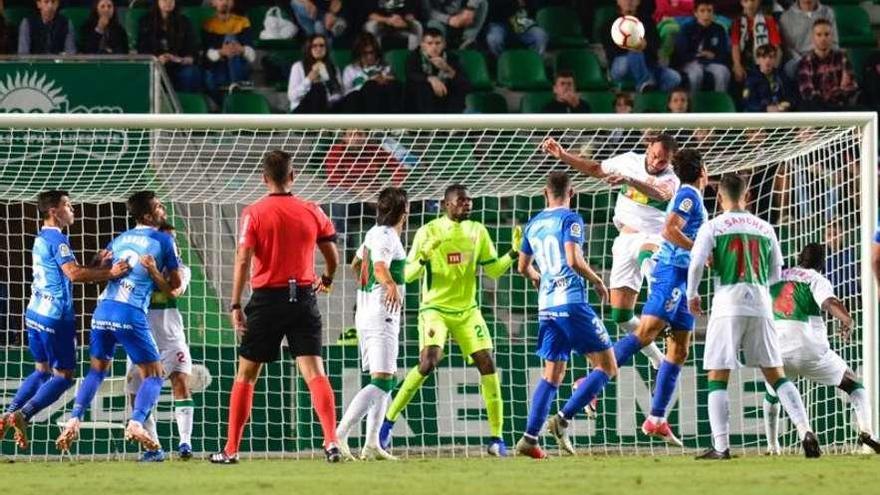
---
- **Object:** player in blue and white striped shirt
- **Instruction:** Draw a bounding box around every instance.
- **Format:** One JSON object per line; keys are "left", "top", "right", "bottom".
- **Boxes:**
{"left": 515, "top": 172, "right": 615, "bottom": 458}
{"left": 56, "top": 191, "right": 182, "bottom": 452}
{"left": 0, "top": 190, "right": 129, "bottom": 449}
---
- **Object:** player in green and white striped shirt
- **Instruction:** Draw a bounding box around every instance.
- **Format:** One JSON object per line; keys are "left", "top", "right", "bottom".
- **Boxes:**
{"left": 764, "top": 243, "right": 880, "bottom": 455}
{"left": 687, "top": 175, "right": 820, "bottom": 459}
{"left": 336, "top": 187, "right": 408, "bottom": 461}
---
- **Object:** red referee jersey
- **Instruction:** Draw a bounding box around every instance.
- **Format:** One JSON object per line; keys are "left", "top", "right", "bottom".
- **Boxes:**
{"left": 238, "top": 193, "right": 336, "bottom": 289}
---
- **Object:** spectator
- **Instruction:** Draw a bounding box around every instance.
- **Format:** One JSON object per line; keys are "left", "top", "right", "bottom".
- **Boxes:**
{"left": 485, "top": 0, "right": 547, "bottom": 58}
{"left": 288, "top": 33, "right": 343, "bottom": 113}
{"left": 202, "top": 0, "right": 255, "bottom": 97}
{"left": 542, "top": 70, "right": 591, "bottom": 113}
{"left": 667, "top": 87, "right": 689, "bottom": 112}
{"left": 731, "top": 0, "right": 782, "bottom": 84}
{"left": 780, "top": 0, "right": 836, "bottom": 79}
{"left": 672, "top": 0, "right": 731, "bottom": 95}
{"left": 405, "top": 27, "right": 470, "bottom": 113}
{"left": 743, "top": 44, "right": 793, "bottom": 112}
{"left": 423, "top": 0, "right": 488, "bottom": 49}
{"left": 291, "top": 0, "right": 348, "bottom": 42}
{"left": 605, "top": 92, "right": 635, "bottom": 150}
{"left": 324, "top": 129, "right": 407, "bottom": 193}
{"left": 342, "top": 32, "right": 403, "bottom": 113}
{"left": 654, "top": 0, "right": 694, "bottom": 64}
{"left": 80, "top": 0, "right": 128, "bottom": 54}
{"left": 615, "top": 92, "right": 634, "bottom": 114}
{"left": 138, "top": 0, "right": 202, "bottom": 92}
{"left": 364, "top": 0, "right": 422, "bottom": 50}
{"left": 797, "top": 18, "right": 858, "bottom": 111}
{"left": 603, "top": 0, "right": 682, "bottom": 93}
{"left": 18, "top": 0, "right": 76, "bottom": 55}
{"left": 0, "top": 7, "right": 11, "bottom": 54}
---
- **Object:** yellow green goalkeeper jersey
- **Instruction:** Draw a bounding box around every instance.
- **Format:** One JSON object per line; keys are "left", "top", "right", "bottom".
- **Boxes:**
{"left": 404, "top": 215, "right": 515, "bottom": 313}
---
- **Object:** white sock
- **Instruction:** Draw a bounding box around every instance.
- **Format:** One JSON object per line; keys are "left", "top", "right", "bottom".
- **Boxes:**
{"left": 336, "top": 384, "right": 385, "bottom": 440}
{"left": 619, "top": 316, "right": 640, "bottom": 333}
{"left": 849, "top": 387, "right": 873, "bottom": 436}
{"left": 763, "top": 398, "right": 781, "bottom": 450}
{"left": 174, "top": 400, "right": 194, "bottom": 446}
{"left": 775, "top": 381, "right": 811, "bottom": 440}
{"left": 641, "top": 342, "right": 665, "bottom": 368}
{"left": 708, "top": 389, "right": 730, "bottom": 452}
{"left": 365, "top": 392, "right": 391, "bottom": 447}
{"left": 143, "top": 408, "right": 159, "bottom": 446}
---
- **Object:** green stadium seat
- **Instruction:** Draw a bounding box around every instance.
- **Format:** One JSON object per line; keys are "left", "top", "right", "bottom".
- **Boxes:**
{"left": 262, "top": 48, "right": 301, "bottom": 87}
{"left": 223, "top": 91, "right": 271, "bottom": 114}
{"left": 833, "top": 6, "right": 875, "bottom": 48}
{"left": 497, "top": 49, "right": 551, "bottom": 90}
{"left": 61, "top": 7, "right": 90, "bottom": 43}
{"left": 519, "top": 91, "right": 554, "bottom": 113}
{"left": 536, "top": 6, "right": 588, "bottom": 48}
{"left": 692, "top": 91, "right": 736, "bottom": 113}
{"left": 582, "top": 91, "right": 615, "bottom": 113}
{"left": 5, "top": 7, "right": 30, "bottom": 31}
{"left": 176, "top": 92, "right": 210, "bottom": 113}
{"left": 182, "top": 6, "right": 215, "bottom": 45}
{"left": 822, "top": 0, "right": 863, "bottom": 4}
{"left": 847, "top": 47, "right": 878, "bottom": 85}
{"left": 124, "top": 7, "right": 149, "bottom": 50}
{"left": 385, "top": 48, "right": 410, "bottom": 83}
{"left": 331, "top": 48, "right": 352, "bottom": 69}
{"left": 454, "top": 49, "right": 492, "bottom": 91}
{"left": 466, "top": 92, "right": 508, "bottom": 113}
{"left": 555, "top": 50, "right": 608, "bottom": 91}
{"left": 634, "top": 91, "right": 668, "bottom": 113}
{"left": 592, "top": 5, "right": 618, "bottom": 47}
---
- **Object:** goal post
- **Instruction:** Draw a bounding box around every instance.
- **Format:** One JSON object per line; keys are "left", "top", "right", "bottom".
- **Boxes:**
{"left": 0, "top": 112, "right": 875, "bottom": 459}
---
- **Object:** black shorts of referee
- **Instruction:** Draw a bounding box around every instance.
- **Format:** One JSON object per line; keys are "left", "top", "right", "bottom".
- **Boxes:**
{"left": 239, "top": 285, "right": 322, "bottom": 362}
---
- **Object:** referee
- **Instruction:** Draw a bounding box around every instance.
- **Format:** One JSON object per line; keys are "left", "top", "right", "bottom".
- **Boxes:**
{"left": 211, "top": 150, "right": 341, "bottom": 464}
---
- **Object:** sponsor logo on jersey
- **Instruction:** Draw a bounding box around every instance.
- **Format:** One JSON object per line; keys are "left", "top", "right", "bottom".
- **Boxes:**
{"left": 570, "top": 222, "right": 582, "bottom": 238}
{"left": 59, "top": 243, "right": 71, "bottom": 258}
{"left": 447, "top": 253, "right": 462, "bottom": 264}
{"left": 679, "top": 198, "right": 693, "bottom": 213}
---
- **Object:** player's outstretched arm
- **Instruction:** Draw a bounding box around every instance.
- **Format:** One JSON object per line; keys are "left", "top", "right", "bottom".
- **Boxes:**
{"left": 541, "top": 137, "right": 605, "bottom": 178}
{"left": 61, "top": 258, "right": 130, "bottom": 284}
{"left": 661, "top": 213, "right": 693, "bottom": 251}
{"left": 564, "top": 241, "right": 608, "bottom": 303}
{"left": 822, "top": 298, "right": 855, "bottom": 339}
{"left": 686, "top": 224, "right": 714, "bottom": 315}
{"left": 480, "top": 225, "right": 517, "bottom": 280}
{"left": 604, "top": 173, "right": 674, "bottom": 202}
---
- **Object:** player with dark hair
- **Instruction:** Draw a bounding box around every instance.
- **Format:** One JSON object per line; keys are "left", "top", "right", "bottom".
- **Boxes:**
{"left": 378, "top": 183, "right": 521, "bottom": 456}
{"left": 336, "top": 187, "right": 409, "bottom": 461}
{"left": 515, "top": 171, "right": 614, "bottom": 458}
{"left": 0, "top": 190, "right": 129, "bottom": 448}
{"left": 543, "top": 133, "right": 681, "bottom": 370}
{"left": 764, "top": 243, "right": 879, "bottom": 454}
{"left": 612, "top": 148, "right": 707, "bottom": 446}
{"left": 56, "top": 190, "right": 182, "bottom": 452}
{"left": 211, "top": 149, "right": 341, "bottom": 464}
{"left": 688, "top": 175, "right": 820, "bottom": 459}
{"left": 125, "top": 221, "right": 196, "bottom": 461}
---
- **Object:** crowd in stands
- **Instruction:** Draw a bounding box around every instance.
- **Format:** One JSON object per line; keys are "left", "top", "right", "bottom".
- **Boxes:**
{"left": 0, "top": 0, "right": 875, "bottom": 113}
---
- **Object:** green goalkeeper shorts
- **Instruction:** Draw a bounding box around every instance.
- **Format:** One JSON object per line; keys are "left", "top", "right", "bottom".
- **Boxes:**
{"left": 418, "top": 307, "right": 492, "bottom": 358}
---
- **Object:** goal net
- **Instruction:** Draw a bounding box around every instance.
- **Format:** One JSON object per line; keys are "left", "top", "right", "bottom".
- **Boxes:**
{"left": 0, "top": 113, "right": 875, "bottom": 459}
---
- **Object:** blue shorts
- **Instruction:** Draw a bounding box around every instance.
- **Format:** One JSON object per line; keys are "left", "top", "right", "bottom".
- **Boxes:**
{"left": 642, "top": 263, "right": 694, "bottom": 331}
{"left": 536, "top": 304, "right": 612, "bottom": 362}
{"left": 90, "top": 300, "right": 160, "bottom": 365}
{"left": 25, "top": 311, "right": 76, "bottom": 370}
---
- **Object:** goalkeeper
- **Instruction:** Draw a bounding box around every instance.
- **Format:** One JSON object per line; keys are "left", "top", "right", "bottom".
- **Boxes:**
{"left": 378, "top": 184, "right": 520, "bottom": 456}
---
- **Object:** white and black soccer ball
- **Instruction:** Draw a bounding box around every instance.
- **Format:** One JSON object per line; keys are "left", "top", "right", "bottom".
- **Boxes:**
{"left": 611, "top": 16, "right": 645, "bottom": 50}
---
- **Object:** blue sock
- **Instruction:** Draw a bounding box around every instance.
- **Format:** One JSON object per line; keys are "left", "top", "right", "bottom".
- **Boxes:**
{"left": 71, "top": 369, "right": 107, "bottom": 420}
{"left": 20, "top": 376, "right": 74, "bottom": 421}
{"left": 561, "top": 369, "right": 611, "bottom": 420}
{"left": 132, "top": 376, "right": 163, "bottom": 423}
{"left": 650, "top": 360, "right": 682, "bottom": 418}
{"left": 613, "top": 334, "right": 643, "bottom": 368}
{"left": 525, "top": 379, "right": 559, "bottom": 437}
{"left": 5, "top": 370, "right": 51, "bottom": 413}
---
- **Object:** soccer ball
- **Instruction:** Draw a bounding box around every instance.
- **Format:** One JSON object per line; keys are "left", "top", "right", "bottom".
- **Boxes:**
{"left": 611, "top": 16, "right": 645, "bottom": 50}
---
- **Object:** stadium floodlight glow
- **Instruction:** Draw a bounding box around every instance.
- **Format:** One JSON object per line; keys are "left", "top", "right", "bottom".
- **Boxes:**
{"left": 0, "top": 112, "right": 874, "bottom": 458}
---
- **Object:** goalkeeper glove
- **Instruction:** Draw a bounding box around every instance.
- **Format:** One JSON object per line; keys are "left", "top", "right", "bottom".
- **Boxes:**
{"left": 509, "top": 225, "right": 523, "bottom": 257}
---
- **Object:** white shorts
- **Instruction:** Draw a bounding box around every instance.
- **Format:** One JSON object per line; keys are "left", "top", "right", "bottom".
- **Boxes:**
{"left": 358, "top": 326, "right": 399, "bottom": 375}
{"left": 703, "top": 316, "right": 782, "bottom": 370}
{"left": 126, "top": 309, "right": 193, "bottom": 394}
{"left": 782, "top": 349, "right": 848, "bottom": 386}
{"left": 609, "top": 232, "right": 663, "bottom": 292}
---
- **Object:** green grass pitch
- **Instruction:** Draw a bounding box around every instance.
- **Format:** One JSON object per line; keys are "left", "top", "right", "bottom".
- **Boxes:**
{"left": 5, "top": 455, "right": 878, "bottom": 495}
